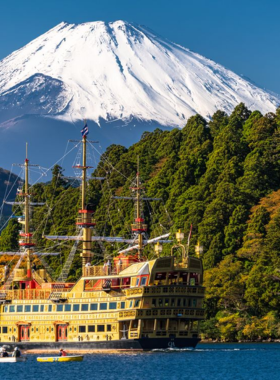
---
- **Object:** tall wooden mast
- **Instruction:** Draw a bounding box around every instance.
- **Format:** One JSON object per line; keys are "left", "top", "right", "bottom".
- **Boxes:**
{"left": 24, "top": 144, "right": 31, "bottom": 278}
{"left": 17, "top": 143, "right": 39, "bottom": 279}
{"left": 131, "top": 157, "right": 147, "bottom": 259}
{"left": 75, "top": 121, "right": 96, "bottom": 267}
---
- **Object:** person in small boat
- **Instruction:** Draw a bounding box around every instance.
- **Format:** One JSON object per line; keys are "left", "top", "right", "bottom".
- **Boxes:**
{"left": 59, "top": 349, "right": 67, "bottom": 356}
{"left": 12, "top": 347, "right": 21, "bottom": 357}
{"left": 1, "top": 348, "right": 9, "bottom": 357}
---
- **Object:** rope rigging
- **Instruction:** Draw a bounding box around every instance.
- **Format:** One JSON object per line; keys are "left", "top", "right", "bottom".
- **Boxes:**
{"left": 0, "top": 122, "right": 174, "bottom": 286}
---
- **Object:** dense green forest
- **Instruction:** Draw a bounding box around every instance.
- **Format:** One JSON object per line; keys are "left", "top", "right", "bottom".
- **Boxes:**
{"left": 1, "top": 103, "right": 280, "bottom": 341}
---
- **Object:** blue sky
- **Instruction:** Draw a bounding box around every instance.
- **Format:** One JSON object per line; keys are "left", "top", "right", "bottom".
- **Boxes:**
{"left": 0, "top": 0, "right": 279, "bottom": 93}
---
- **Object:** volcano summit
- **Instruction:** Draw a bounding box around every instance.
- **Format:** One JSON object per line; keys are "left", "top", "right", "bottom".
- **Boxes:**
{"left": 0, "top": 20, "right": 279, "bottom": 128}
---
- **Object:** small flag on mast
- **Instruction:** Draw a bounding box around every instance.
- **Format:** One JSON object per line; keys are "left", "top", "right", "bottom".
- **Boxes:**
{"left": 81, "top": 123, "right": 89, "bottom": 137}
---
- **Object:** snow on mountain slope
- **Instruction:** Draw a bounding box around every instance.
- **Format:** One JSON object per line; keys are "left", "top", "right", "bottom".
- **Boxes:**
{"left": 0, "top": 20, "right": 279, "bottom": 127}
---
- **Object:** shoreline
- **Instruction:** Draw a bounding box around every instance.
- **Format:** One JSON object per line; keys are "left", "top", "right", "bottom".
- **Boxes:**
{"left": 200, "top": 339, "right": 280, "bottom": 344}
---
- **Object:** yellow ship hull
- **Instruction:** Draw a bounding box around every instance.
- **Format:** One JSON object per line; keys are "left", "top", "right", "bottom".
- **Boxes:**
{"left": 37, "top": 355, "right": 84, "bottom": 362}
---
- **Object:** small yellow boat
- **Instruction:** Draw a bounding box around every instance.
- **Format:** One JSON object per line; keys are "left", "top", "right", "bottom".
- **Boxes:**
{"left": 37, "top": 355, "right": 84, "bottom": 362}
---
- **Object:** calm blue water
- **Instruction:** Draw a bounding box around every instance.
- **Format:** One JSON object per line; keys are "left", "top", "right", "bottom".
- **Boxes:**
{"left": 1, "top": 343, "right": 280, "bottom": 380}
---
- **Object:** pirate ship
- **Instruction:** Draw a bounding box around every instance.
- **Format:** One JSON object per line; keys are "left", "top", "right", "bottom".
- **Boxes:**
{"left": 0, "top": 124, "right": 205, "bottom": 350}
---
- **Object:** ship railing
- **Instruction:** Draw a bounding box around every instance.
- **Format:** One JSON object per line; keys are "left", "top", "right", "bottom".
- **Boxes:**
{"left": 124, "top": 285, "right": 205, "bottom": 297}
{"left": 83, "top": 262, "right": 134, "bottom": 277}
{"left": 1, "top": 289, "right": 52, "bottom": 300}
{"left": 142, "top": 285, "right": 205, "bottom": 296}
{"left": 118, "top": 308, "right": 205, "bottom": 320}
{"left": 1, "top": 288, "right": 72, "bottom": 301}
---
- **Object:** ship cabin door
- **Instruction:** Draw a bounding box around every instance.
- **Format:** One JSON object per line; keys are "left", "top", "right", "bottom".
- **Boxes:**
{"left": 57, "top": 324, "right": 68, "bottom": 341}
{"left": 19, "top": 325, "right": 30, "bottom": 342}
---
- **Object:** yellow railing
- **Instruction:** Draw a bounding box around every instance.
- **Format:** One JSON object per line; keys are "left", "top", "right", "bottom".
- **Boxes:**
{"left": 83, "top": 263, "right": 133, "bottom": 277}
{"left": 0, "top": 288, "right": 72, "bottom": 301}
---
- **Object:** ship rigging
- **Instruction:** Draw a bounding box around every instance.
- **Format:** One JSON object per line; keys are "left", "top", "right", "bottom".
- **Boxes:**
{"left": 0, "top": 121, "right": 205, "bottom": 350}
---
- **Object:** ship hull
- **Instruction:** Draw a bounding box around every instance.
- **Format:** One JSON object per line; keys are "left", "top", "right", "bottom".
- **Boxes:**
{"left": 2, "top": 338, "right": 200, "bottom": 351}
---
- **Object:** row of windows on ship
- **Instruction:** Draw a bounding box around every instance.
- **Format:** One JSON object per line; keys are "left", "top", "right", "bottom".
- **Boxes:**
{"left": 3, "top": 297, "right": 200, "bottom": 313}
{"left": 0, "top": 324, "right": 113, "bottom": 335}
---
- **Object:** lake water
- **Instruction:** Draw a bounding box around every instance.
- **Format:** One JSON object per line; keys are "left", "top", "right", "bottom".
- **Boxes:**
{"left": 1, "top": 343, "right": 280, "bottom": 380}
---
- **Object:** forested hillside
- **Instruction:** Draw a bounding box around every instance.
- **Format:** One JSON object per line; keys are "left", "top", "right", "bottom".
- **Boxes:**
{"left": 1, "top": 103, "right": 280, "bottom": 340}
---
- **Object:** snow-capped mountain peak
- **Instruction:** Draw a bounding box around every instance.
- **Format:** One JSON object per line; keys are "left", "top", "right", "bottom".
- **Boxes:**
{"left": 0, "top": 20, "right": 279, "bottom": 127}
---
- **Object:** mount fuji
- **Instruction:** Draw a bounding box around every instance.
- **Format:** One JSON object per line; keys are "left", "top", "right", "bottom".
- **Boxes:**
{"left": 0, "top": 20, "right": 279, "bottom": 173}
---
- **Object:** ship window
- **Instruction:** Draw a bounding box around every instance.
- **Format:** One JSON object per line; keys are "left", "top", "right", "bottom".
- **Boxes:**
{"left": 158, "top": 299, "right": 163, "bottom": 307}
{"left": 57, "top": 305, "right": 63, "bottom": 312}
{"left": 136, "top": 278, "right": 140, "bottom": 286}
{"left": 81, "top": 304, "right": 89, "bottom": 311}
{"left": 109, "top": 302, "right": 117, "bottom": 310}
{"left": 97, "top": 325, "right": 105, "bottom": 332}
{"left": 177, "top": 299, "right": 181, "bottom": 307}
{"left": 129, "top": 301, "right": 133, "bottom": 308}
{"left": 135, "top": 300, "right": 140, "bottom": 308}
{"left": 100, "top": 303, "right": 107, "bottom": 310}
{"left": 79, "top": 326, "right": 86, "bottom": 333}
{"left": 4, "top": 306, "right": 8, "bottom": 313}
{"left": 40, "top": 305, "right": 44, "bottom": 312}
{"left": 120, "top": 302, "right": 125, "bottom": 309}
{"left": 25, "top": 305, "right": 31, "bottom": 312}
{"left": 33, "top": 305, "right": 39, "bottom": 312}
{"left": 90, "top": 303, "right": 98, "bottom": 311}
{"left": 9, "top": 305, "right": 15, "bottom": 312}
{"left": 107, "top": 325, "right": 112, "bottom": 332}
{"left": 3, "top": 327, "right": 7, "bottom": 334}
{"left": 88, "top": 325, "right": 95, "bottom": 332}
{"left": 48, "top": 305, "right": 52, "bottom": 312}
{"left": 152, "top": 299, "right": 156, "bottom": 307}
{"left": 65, "top": 304, "right": 71, "bottom": 312}
{"left": 140, "top": 277, "right": 147, "bottom": 286}
{"left": 73, "top": 304, "right": 80, "bottom": 312}
{"left": 171, "top": 299, "right": 175, "bottom": 307}
{"left": 165, "top": 299, "right": 169, "bottom": 306}
{"left": 131, "top": 320, "right": 138, "bottom": 329}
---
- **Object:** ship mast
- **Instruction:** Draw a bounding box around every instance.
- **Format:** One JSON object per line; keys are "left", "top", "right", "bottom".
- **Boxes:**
{"left": 24, "top": 144, "right": 32, "bottom": 278}
{"left": 131, "top": 157, "right": 147, "bottom": 260}
{"left": 17, "top": 143, "right": 38, "bottom": 279}
{"left": 44, "top": 132, "right": 171, "bottom": 272}
{"left": 75, "top": 121, "right": 96, "bottom": 268}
